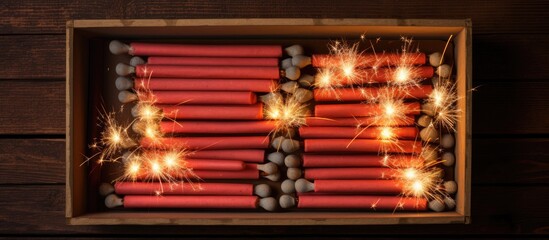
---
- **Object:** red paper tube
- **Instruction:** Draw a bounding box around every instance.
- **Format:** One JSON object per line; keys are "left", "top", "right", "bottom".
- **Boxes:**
{"left": 135, "top": 65, "right": 280, "bottom": 79}
{"left": 314, "top": 102, "right": 420, "bottom": 118}
{"left": 147, "top": 56, "right": 279, "bottom": 67}
{"left": 312, "top": 53, "right": 426, "bottom": 68}
{"left": 148, "top": 91, "right": 256, "bottom": 105}
{"left": 304, "top": 139, "right": 422, "bottom": 153}
{"left": 302, "top": 154, "right": 424, "bottom": 168}
{"left": 313, "top": 179, "right": 403, "bottom": 194}
{"left": 123, "top": 195, "right": 258, "bottom": 209}
{"left": 186, "top": 159, "right": 246, "bottom": 171}
{"left": 134, "top": 78, "right": 277, "bottom": 92}
{"left": 141, "top": 136, "right": 269, "bottom": 150}
{"left": 299, "top": 127, "right": 418, "bottom": 139}
{"left": 304, "top": 168, "right": 398, "bottom": 180}
{"left": 190, "top": 149, "right": 265, "bottom": 163}
{"left": 160, "top": 104, "right": 263, "bottom": 120}
{"left": 314, "top": 85, "right": 433, "bottom": 102}
{"left": 160, "top": 121, "right": 276, "bottom": 134}
{"left": 114, "top": 182, "right": 253, "bottom": 195}
{"left": 297, "top": 195, "right": 427, "bottom": 211}
{"left": 130, "top": 42, "right": 282, "bottom": 57}
{"left": 193, "top": 164, "right": 259, "bottom": 179}
{"left": 326, "top": 66, "right": 434, "bottom": 86}
{"left": 304, "top": 116, "right": 415, "bottom": 127}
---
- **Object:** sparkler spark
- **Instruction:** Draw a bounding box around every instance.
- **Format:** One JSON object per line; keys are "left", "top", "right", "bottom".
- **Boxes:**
{"left": 264, "top": 92, "right": 309, "bottom": 138}
{"left": 427, "top": 75, "right": 460, "bottom": 131}
{"left": 316, "top": 36, "right": 460, "bottom": 212}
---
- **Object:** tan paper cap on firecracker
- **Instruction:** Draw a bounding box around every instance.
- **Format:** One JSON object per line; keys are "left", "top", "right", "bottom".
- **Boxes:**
{"left": 253, "top": 184, "right": 272, "bottom": 198}
{"left": 295, "top": 178, "right": 314, "bottom": 193}
{"left": 105, "top": 194, "right": 124, "bottom": 208}
{"left": 109, "top": 40, "right": 130, "bottom": 55}
{"left": 279, "top": 194, "right": 297, "bottom": 209}
{"left": 98, "top": 182, "right": 115, "bottom": 196}
{"left": 258, "top": 197, "right": 277, "bottom": 212}
{"left": 281, "top": 179, "right": 296, "bottom": 194}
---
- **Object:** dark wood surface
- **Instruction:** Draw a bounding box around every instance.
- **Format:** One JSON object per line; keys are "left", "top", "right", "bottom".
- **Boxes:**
{"left": 1, "top": 0, "right": 548, "bottom": 238}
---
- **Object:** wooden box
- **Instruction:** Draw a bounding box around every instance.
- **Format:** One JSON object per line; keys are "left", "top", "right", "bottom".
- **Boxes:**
{"left": 66, "top": 19, "right": 472, "bottom": 225}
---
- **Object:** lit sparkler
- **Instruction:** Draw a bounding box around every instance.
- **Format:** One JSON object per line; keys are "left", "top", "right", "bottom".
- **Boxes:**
{"left": 427, "top": 75, "right": 460, "bottom": 131}
{"left": 264, "top": 92, "right": 309, "bottom": 138}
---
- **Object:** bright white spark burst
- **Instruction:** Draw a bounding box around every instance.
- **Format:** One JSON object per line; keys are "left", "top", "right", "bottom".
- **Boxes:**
{"left": 264, "top": 92, "right": 309, "bottom": 138}
{"left": 316, "top": 36, "right": 459, "bottom": 211}
{"left": 427, "top": 75, "right": 461, "bottom": 131}
{"left": 85, "top": 71, "right": 202, "bottom": 194}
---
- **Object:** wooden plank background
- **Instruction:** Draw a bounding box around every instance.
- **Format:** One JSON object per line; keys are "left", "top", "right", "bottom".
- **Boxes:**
{"left": 1, "top": 0, "right": 548, "bottom": 238}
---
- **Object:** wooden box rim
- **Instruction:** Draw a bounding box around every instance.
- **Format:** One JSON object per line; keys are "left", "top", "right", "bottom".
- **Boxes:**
{"left": 66, "top": 18, "right": 472, "bottom": 225}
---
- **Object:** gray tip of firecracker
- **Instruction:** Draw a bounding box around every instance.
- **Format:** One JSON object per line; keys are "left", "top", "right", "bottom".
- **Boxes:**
{"left": 420, "top": 145, "right": 438, "bottom": 163}
{"left": 98, "top": 182, "right": 115, "bottom": 196}
{"left": 118, "top": 90, "right": 138, "bottom": 104}
{"left": 284, "top": 154, "right": 301, "bottom": 168}
{"left": 420, "top": 125, "right": 439, "bottom": 143}
{"left": 121, "top": 151, "right": 132, "bottom": 163}
{"left": 279, "top": 195, "right": 296, "bottom": 209}
{"left": 444, "top": 196, "right": 456, "bottom": 210}
{"left": 441, "top": 152, "right": 455, "bottom": 167}
{"left": 417, "top": 115, "right": 433, "bottom": 128}
{"left": 281, "top": 139, "right": 300, "bottom": 153}
{"left": 263, "top": 172, "right": 281, "bottom": 182}
{"left": 294, "top": 88, "right": 313, "bottom": 103}
{"left": 254, "top": 184, "right": 272, "bottom": 198}
{"left": 440, "top": 134, "right": 455, "bottom": 149}
{"left": 105, "top": 194, "right": 124, "bottom": 208}
{"left": 428, "top": 199, "right": 445, "bottom": 212}
{"left": 285, "top": 44, "right": 304, "bottom": 57}
{"left": 281, "top": 179, "right": 296, "bottom": 194}
{"left": 292, "top": 55, "right": 312, "bottom": 68}
{"left": 115, "top": 76, "right": 133, "bottom": 90}
{"left": 298, "top": 74, "right": 315, "bottom": 87}
{"left": 257, "top": 162, "right": 278, "bottom": 175}
{"left": 436, "top": 64, "right": 452, "bottom": 78}
{"left": 284, "top": 66, "right": 301, "bottom": 81}
{"left": 281, "top": 81, "right": 299, "bottom": 93}
{"left": 267, "top": 152, "right": 285, "bottom": 166}
{"left": 271, "top": 136, "right": 285, "bottom": 150}
{"left": 109, "top": 40, "right": 130, "bottom": 55}
{"left": 281, "top": 58, "right": 293, "bottom": 69}
{"left": 443, "top": 181, "right": 458, "bottom": 194}
{"left": 433, "top": 167, "right": 444, "bottom": 178}
{"left": 428, "top": 52, "right": 442, "bottom": 67}
{"left": 116, "top": 63, "right": 135, "bottom": 76}
{"left": 258, "top": 197, "right": 277, "bottom": 212}
{"left": 259, "top": 92, "right": 283, "bottom": 104}
{"left": 431, "top": 76, "right": 440, "bottom": 86}
{"left": 421, "top": 102, "right": 436, "bottom": 117}
{"left": 129, "top": 56, "right": 146, "bottom": 66}
{"left": 287, "top": 168, "right": 302, "bottom": 180}
{"left": 295, "top": 178, "right": 314, "bottom": 193}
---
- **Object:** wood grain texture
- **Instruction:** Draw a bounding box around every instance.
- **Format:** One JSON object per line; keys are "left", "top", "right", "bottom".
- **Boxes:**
{"left": 0, "top": 80, "right": 64, "bottom": 134}
{"left": 1, "top": 0, "right": 549, "bottom": 35}
{"left": 0, "top": 185, "right": 547, "bottom": 235}
{"left": 2, "top": 34, "right": 549, "bottom": 81}
{"left": 474, "top": 34, "right": 549, "bottom": 81}
{"left": 0, "top": 35, "right": 65, "bottom": 80}
{"left": 473, "top": 82, "right": 549, "bottom": 135}
{"left": 473, "top": 138, "right": 549, "bottom": 185}
{"left": 0, "top": 0, "right": 548, "bottom": 237}
{"left": 0, "top": 139, "right": 65, "bottom": 184}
